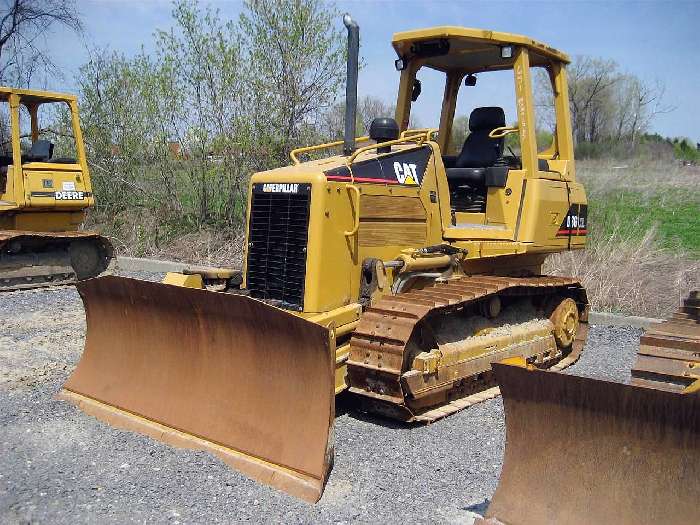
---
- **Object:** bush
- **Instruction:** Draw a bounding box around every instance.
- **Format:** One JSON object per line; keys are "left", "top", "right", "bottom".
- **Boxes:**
{"left": 544, "top": 160, "right": 700, "bottom": 317}
{"left": 546, "top": 222, "right": 699, "bottom": 317}
{"left": 80, "top": 0, "right": 345, "bottom": 256}
{"left": 674, "top": 138, "right": 700, "bottom": 164}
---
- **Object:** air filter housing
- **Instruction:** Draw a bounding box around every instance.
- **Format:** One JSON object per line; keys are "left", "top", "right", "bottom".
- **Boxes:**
{"left": 369, "top": 117, "right": 399, "bottom": 153}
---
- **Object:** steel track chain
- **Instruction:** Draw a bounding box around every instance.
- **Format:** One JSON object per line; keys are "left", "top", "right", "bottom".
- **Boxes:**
{"left": 347, "top": 275, "right": 589, "bottom": 422}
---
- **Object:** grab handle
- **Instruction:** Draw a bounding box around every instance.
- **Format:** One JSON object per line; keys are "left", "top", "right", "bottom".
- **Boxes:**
{"left": 489, "top": 126, "right": 519, "bottom": 139}
{"left": 344, "top": 185, "right": 361, "bottom": 237}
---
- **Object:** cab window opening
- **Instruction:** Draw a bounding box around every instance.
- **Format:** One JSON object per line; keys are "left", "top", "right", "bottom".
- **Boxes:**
{"left": 532, "top": 65, "right": 557, "bottom": 155}
{"left": 18, "top": 101, "right": 78, "bottom": 164}
{"left": 451, "top": 69, "right": 519, "bottom": 159}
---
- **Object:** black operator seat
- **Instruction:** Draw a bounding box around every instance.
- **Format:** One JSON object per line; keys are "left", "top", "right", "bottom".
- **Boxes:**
{"left": 445, "top": 106, "right": 505, "bottom": 186}
{"left": 25, "top": 139, "right": 54, "bottom": 162}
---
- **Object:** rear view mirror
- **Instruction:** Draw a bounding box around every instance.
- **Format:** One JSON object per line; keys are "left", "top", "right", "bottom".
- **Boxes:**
{"left": 465, "top": 74, "right": 477, "bottom": 87}
{"left": 411, "top": 79, "right": 422, "bottom": 101}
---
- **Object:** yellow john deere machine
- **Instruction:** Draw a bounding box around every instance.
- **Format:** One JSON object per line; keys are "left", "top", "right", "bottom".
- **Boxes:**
{"left": 0, "top": 87, "right": 113, "bottom": 290}
{"left": 61, "top": 20, "right": 590, "bottom": 501}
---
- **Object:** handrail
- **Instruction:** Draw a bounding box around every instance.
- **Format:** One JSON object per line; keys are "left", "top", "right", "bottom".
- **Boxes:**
{"left": 343, "top": 184, "right": 361, "bottom": 237}
{"left": 290, "top": 128, "right": 440, "bottom": 180}
{"left": 290, "top": 130, "right": 438, "bottom": 166}
{"left": 489, "top": 126, "right": 519, "bottom": 139}
{"left": 290, "top": 136, "right": 370, "bottom": 165}
{"left": 400, "top": 128, "right": 439, "bottom": 140}
{"left": 347, "top": 130, "right": 434, "bottom": 165}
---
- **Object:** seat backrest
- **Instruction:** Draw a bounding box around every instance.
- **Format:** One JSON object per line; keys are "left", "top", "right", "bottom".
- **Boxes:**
{"left": 28, "top": 139, "right": 54, "bottom": 162}
{"left": 455, "top": 107, "right": 505, "bottom": 169}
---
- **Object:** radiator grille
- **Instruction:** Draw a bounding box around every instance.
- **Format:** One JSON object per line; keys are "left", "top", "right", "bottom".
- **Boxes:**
{"left": 245, "top": 183, "right": 311, "bottom": 310}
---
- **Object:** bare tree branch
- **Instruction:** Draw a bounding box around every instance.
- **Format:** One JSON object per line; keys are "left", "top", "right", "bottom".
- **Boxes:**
{"left": 0, "top": 0, "right": 82, "bottom": 86}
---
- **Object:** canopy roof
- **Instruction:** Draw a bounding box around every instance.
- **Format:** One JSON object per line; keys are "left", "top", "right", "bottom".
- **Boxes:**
{"left": 0, "top": 86, "right": 76, "bottom": 104}
{"left": 392, "top": 26, "right": 569, "bottom": 73}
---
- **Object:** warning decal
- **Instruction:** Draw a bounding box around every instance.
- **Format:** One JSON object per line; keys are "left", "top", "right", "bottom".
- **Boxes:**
{"left": 557, "top": 204, "right": 588, "bottom": 236}
{"left": 324, "top": 146, "right": 431, "bottom": 186}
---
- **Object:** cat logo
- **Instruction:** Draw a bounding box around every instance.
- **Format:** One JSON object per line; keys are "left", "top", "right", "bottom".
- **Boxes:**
{"left": 324, "top": 145, "right": 430, "bottom": 186}
{"left": 393, "top": 162, "right": 418, "bottom": 185}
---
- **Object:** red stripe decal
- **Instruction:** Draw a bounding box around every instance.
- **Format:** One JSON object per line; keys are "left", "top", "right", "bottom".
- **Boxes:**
{"left": 326, "top": 175, "right": 400, "bottom": 184}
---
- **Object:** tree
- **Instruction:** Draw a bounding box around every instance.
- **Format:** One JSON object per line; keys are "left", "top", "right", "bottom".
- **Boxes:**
{"left": 357, "top": 96, "right": 395, "bottom": 133}
{"left": 156, "top": 0, "right": 248, "bottom": 226}
{"left": 566, "top": 56, "right": 619, "bottom": 144}
{"left": 319, "top": 95, "right": 395, "bottom": 141}
{"left": 239, "top": 0, "right": 346, "bottom": 166}
{"left": 448, "top": 115, "right": 469, "bottom": 153}
{"left": 535, "top": 56, "right": 671, "bottom": 148}
{"left": 76, "top": 0, "right": 349, "bottom": 245}
{"left": 77, "top": 1, "right": 250, "bottom": 228}
{"left": 0, "top": 0, "right": 82, "bottom": 86}
{"left": 76, "top": 49, "right": 175, "bottom": 214}
{"left": 612, "top": 75, "right": 670, "bottom": 145}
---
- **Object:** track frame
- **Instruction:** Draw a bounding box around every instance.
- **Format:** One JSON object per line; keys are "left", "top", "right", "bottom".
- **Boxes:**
{"left": 347, "top": 275, "right": 589, "bottom": 422}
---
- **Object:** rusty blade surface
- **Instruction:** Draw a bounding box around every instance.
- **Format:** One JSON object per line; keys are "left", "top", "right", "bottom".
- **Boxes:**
{"left": 487, "top": 363, "right": 700, "bottom": 525}
{"left": 59, "top": 276, "right": 334, "bottom": 503}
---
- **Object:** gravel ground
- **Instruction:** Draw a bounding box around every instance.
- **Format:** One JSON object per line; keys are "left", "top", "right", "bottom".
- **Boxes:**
{"left": 0, "top": 275, "right": 643, "bottom": 524}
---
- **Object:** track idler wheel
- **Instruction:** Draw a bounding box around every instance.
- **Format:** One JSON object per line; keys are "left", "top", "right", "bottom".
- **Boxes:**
{"left": 479, "top": 295, "right": 502, "bottom": 319}
{"left": 548, "top": 297, "right": 579, "bottom": 349}
{"left": 69, "top": 240, "right": 104, "bottom": 280}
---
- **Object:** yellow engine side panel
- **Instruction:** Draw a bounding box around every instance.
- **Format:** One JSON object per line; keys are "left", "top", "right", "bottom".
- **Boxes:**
{"left": 358, "top": 194, "right": 427, "bottom": 247}
{"left": 23, "top": 165, "right": 94, "bottom": 210}
{"left": 516, "top": 178, "right": 571, "bottom": 250}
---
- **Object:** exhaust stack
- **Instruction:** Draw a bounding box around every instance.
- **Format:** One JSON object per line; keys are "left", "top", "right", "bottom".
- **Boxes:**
{"left": 343, "top": 14, "right": 359, "bottom": 156}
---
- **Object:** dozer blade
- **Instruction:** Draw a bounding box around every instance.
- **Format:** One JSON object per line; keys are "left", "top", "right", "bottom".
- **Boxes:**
{"left": 631, "top": 290, "right": 699, "bottom": 392}
{"left": 483, "top": 362, "right": 700, "bottom": 525}
{"left": 59, "top": 276, "right": 334, "bottom": 503}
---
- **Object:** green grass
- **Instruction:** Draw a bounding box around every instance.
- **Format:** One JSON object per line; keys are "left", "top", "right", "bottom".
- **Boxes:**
{"left": 592, "top": 188, "right": 700, "bottom": 254}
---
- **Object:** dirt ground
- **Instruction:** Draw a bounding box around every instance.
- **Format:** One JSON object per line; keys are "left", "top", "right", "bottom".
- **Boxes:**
{"left": 0, "top": 277, "right": 642, "bottom": 523}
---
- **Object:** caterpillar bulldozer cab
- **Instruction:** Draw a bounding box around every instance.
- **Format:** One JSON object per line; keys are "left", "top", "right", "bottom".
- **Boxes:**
{"left": 61, "top": 20, "right": 589, "bottom": 502}
{"left": 390, "top": 27, "right": 585, "bottom": 247}
{"left": 0, "top": 87, "right": 113, "bottom": 290}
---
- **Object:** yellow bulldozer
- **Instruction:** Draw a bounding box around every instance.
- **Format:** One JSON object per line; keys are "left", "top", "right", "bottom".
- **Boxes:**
{"left": 61, "top": 19, "right": 594, "bottom": 502}
{"left": 0, "top": 87, "right": 113, "bottom": 290}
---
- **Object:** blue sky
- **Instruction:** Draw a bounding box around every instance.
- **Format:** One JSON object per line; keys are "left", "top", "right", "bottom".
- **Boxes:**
{"left": 50, "top": 0, "right": 699, "bottom": 143}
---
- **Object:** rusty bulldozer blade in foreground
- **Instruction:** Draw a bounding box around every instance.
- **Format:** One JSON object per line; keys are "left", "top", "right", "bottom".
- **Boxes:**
{"left": 480, "top": 362, "right": 700, "bottom": 525}
{"left": 59, "top": 276, "right": 334, "bottom": 503}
